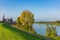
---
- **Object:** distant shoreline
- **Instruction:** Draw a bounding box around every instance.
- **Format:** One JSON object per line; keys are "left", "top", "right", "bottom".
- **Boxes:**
{"left": 34, "top": 22, "right": 60, "bottom": 26}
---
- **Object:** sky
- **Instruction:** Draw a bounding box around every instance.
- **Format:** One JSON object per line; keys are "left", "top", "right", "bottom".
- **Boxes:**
{"left": 0, "top": 0, "right": 60, "bottom": 22}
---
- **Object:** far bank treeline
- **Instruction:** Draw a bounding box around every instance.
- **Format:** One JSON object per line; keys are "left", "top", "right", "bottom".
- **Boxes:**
{"left": 16, "top": 10, "right": 35, "bottom": 33}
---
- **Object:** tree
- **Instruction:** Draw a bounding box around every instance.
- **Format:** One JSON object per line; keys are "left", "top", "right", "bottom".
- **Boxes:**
{"left": 46, "top": 24, "right": 51, "bottom": 36}
{"left": 16, "top": 10, "right": 35, "bottom": 33}
{"left": 46, "top": 24, "right": 57, "bottom": 38}
{"left": 20, "top": 10, "right": 34, "bottom": 26}
{"left": 50, "top": 25, "right": 57, "bottom": 38}
{"left": 16, "top": 17, "right": 22, "bottom": 27}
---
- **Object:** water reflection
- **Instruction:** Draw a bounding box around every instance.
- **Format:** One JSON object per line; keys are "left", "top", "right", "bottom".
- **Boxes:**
{"left": 33, "top": 23, "right": 60, "bottom": 36}
{"left": 33, "top": 24, "right": 46, "bottom": 35}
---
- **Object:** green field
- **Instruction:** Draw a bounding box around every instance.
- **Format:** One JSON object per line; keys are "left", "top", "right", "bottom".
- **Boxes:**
{"left": 0, "top": 23, "right": 48, "bottom": 40}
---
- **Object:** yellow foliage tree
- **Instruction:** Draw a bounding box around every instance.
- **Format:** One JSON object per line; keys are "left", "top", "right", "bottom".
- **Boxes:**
{"left": 46, "top": 25, "right": 57, "bottom": 38}
{"left": 16, "top": 10, "right": 35, "bottom": 33}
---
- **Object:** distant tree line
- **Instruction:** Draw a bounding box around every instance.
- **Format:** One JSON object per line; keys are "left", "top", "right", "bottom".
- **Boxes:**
{"left": 54, "top": 20, "right": 60, "bottom": 23}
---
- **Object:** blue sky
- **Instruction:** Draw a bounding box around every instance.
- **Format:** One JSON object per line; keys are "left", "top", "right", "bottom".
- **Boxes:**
{"left": 0, "top": 0, "right": 60, "bottom": 21}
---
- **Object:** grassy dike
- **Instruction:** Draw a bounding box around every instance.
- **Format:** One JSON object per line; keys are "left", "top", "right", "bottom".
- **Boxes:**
{"left": 0, "top": 23, "right": 51, "bottom": 40}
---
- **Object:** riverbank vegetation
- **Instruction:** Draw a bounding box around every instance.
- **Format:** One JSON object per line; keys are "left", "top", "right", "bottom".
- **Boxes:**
{"left": 16, "top": 10, "right": 35, "bottom": 33}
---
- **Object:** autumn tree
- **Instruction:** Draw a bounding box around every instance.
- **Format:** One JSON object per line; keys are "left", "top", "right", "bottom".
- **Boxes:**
{"left": 16, "top": 10, "right": 35, "bottom": 33}
{"left": 46, "top": 24, "right": 51, "bottom": 36}
{"left": 46, "top": 24, "right": 57, "bottom": 38}
{"left": 50, "top": 25, "right": 57, "bottom": 38}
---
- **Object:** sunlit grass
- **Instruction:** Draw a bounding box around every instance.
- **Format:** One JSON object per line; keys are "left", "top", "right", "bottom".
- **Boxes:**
{"left": 0, "top": 23, "right": 43, "bottom": 40}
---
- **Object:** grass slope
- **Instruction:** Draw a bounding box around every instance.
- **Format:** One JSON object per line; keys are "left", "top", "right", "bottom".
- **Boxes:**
{"left": 0, "top": 23, "right": 44, "bottom": 40}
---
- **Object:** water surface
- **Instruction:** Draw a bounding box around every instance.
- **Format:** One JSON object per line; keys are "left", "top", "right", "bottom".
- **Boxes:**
{"left": 33, "top": 23, "right": 60, "bottom": 36}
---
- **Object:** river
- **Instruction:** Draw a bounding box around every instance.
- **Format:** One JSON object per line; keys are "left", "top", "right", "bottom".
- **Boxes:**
{"left": 33, "top": 23, "right": 60, "bottom": 36}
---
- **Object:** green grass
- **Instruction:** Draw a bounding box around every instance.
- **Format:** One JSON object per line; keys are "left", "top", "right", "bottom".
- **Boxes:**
{"left": 0, "top": 23, "right": 45, "bottom": 40}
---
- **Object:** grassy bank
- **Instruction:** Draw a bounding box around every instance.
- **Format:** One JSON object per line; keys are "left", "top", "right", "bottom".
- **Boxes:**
{"left": 0, "top": 23, "right": 48, "bottom": 40}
